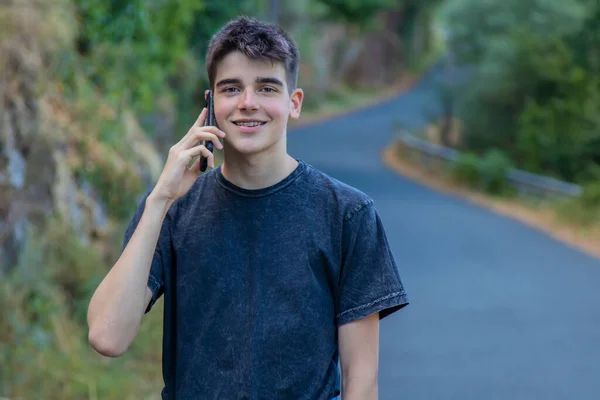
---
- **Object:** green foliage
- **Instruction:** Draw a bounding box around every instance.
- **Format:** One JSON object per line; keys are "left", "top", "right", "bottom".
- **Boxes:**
{"left": 72, "top": 0, "right": 207, "bottom": 113}
{"left": 555, "top": 179, "right": 600, "bottom": 226}
{"left": 552, "top": 161, "right": 600, "bottom": 226}
{"left": 573, "top": 164, "right": 600, "bottom": 208}
{"left": 315, "top": 0, "right": 396, "bottom": 29}
{"left": 479, "top": 149, "right": 513, "bottom": 195}
{"left": 1, "top": 216, "right": 163, "bottom": 399}
{"left": 451, "top": 152, "right": 481, "bottom": 187}
{"left": 439, "top": 0, "right": 600, "bottom": 194}
{"left": 440, "top": 0, "right": 587, "bottom": 63}
{"left": 581, "top": 182, "right": 600, "bottom": 209}
{"left": 451, "top": 149, "right": 513, "bottom": 195}
{"left": 516, "top": 77, "right": 600, "bottom": 181}
{"left": 62, "top": 75, "right": 145, "bottom": 221}
{"left": 78, "top": 160, "right": 144, "bottom": 222}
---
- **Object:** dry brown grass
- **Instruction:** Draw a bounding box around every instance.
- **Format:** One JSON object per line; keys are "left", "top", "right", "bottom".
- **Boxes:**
{"left": 382, "top": 142, "right": 600, "bottom": 260}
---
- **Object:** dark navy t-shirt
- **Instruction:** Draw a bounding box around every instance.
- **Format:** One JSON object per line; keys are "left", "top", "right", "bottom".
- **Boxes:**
{"left": 122, "top": 159, "right": 409, "bottom": 399}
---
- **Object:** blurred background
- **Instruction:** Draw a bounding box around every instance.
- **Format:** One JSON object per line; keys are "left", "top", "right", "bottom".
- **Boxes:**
{"left": 3, "top": 0, "right": 600, "bottom": 398}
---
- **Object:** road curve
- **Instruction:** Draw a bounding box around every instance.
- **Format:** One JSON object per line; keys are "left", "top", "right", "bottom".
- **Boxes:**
{"left": 288, "top": 63, "right": 600, "bottom": 400}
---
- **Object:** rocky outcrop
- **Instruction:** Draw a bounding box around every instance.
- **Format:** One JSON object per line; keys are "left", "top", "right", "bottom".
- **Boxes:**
{"left": 0, "top": 1, "right": 163, "bottom": 275}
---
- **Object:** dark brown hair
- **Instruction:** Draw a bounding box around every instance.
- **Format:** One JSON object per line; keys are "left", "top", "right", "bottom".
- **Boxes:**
{"left": 205, "top": 16, "right": 300, "bottom": 93}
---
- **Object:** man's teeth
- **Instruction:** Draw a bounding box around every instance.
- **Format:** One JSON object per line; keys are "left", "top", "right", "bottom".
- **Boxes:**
{"left": 235, "top": 122, "right": 265, "bottom": 127}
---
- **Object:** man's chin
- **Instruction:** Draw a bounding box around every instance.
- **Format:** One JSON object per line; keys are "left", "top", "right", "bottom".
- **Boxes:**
{"left": 225, "top": 140, "right": 267, "bottom": 156}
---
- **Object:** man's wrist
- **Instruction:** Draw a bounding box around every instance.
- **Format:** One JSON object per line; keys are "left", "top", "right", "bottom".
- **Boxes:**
{"left": 342, "top": 378, "right": 378, "bottom": 400}
{"left": 146, "top": 192, "right": 174, "bottom": 216}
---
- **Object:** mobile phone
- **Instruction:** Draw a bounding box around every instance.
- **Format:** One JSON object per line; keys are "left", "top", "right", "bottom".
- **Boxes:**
{"left": 199, "top": 91, "right": 216, "bottom": 172}
{"left": 188, "top": 91, "right": 217, "bottom": 171}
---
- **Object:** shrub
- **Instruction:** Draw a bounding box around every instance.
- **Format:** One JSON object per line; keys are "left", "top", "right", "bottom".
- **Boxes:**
{"left": 479, "top": 149, "right": 513, "bottom": 195}
{"left": 451, "top": 149, "right": 513, "bottom": 195}
{"left": 451, "top": 151, "right": 481, "bottom": 188}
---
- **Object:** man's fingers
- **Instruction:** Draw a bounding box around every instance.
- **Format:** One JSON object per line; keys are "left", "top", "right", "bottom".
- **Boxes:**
{"left": 181, "top": 127, "right": 225, "bottom": 150}
{"left": 174, "top": 108, "right": 208, "bottom": 149}
{"left": 194, "top": 107, "right": 208, "bottom": 127}
{"left": 187, "top": 153, "right": 202, "bottom": 174}
{"left": 201, "top": 126, "right": 226, "bottom": 138}
{"left": 184, "top": 144, "right": 215, "bottom": 169}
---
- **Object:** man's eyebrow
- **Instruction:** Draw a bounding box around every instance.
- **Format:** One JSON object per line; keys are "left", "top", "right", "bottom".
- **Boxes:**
{"left": 216, "top": 77, "right": 285, "bottom": 88}
{"left": 215, "top": 78, "right": 242, "bottom": 88}
{"left": 255, "top": 77, "right": 284, "bottom": 86}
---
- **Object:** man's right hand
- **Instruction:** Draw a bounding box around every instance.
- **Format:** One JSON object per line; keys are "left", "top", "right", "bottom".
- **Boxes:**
{"left": 150, "top": 107, "right": 226, "bottom": 206}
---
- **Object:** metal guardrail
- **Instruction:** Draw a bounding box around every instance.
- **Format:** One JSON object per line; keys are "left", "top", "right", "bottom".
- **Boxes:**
{"left": 396, "top": 130, "right": 582, "bottom": 199}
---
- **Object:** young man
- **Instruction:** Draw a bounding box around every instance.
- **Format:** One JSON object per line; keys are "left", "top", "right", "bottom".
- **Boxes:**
{"left": 87, "top": 16, "right": 408, "bottom": 400}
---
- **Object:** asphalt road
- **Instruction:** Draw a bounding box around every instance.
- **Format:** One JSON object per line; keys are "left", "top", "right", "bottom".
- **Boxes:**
{"left": 288, "top": 63, "right": 600, "bottom": 400}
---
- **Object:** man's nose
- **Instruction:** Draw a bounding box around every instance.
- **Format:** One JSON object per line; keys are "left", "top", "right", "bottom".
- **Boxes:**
{"left": 238, "top": 89, "right": 259, "bottom": 111}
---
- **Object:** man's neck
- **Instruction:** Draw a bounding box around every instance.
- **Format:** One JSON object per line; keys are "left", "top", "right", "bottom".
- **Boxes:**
{"left": 220, "top": 150, "right": 299, "bottom": 190}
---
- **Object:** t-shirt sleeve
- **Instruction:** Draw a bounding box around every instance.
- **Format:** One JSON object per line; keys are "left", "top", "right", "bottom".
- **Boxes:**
{"left": 336, "top": 199, "right": 409, "bottom": 327}
{"left": 121, "top": 189, "right": 173, "bottom": 314}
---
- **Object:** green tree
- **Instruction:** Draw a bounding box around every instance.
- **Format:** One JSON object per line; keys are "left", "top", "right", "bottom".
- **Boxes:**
{"left": 438, "top": 0, "right": 600, "bottom": 183}
{"left": 72, "top": 0, "right": 207, "bottom": 112}
{"left": 315, "top": 0, "right": 397, "bottom": 28}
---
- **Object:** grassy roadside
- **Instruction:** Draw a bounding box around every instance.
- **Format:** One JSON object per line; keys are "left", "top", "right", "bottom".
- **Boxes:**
{"left": 382, "top": 138, "right": 600, "bottom": 261}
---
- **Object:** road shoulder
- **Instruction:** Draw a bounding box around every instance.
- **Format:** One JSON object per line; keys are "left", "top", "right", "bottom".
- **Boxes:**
{"left": 382, "top": 142, "right": 600, "bottom": 261}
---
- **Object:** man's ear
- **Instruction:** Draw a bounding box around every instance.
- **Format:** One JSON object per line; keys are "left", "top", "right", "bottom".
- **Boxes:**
{"left": 289, "top": 88, "right": 304, "bottom": 120}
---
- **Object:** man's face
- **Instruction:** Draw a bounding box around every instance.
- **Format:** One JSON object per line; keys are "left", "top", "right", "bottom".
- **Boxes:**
{"left": 212, "top": 51, "right": 303, "bottom": 157}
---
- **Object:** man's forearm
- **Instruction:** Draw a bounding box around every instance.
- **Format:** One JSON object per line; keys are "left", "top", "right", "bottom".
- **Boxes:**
{"left": 87, "top": 194, "right": 172, "bottom": 357}
{"left": 338, "top": 312, "right": 380, "bottom": 399}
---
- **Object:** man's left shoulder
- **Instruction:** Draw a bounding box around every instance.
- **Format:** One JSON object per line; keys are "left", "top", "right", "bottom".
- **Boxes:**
{"left": 302, "top": 163, "right": 373, "bottom": 213}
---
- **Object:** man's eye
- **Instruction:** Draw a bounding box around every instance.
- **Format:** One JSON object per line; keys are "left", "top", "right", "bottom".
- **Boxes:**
{"left": 261, "top": 87, "right": 276, "bottom": 93}
{"left": 224, "top": 87, "right": 239, "bottom": 93}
